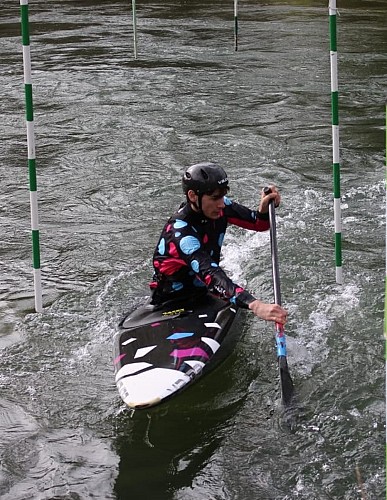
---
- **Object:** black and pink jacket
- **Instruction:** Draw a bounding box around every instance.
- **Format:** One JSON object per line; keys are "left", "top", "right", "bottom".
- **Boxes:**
{"left": 150, "top": 196, "right": 270, "bottom": 308}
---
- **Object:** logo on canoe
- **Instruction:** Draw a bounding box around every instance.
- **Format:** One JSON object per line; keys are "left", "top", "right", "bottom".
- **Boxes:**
{"left": 162, "top": 308, "right": 185, "bottom": 316}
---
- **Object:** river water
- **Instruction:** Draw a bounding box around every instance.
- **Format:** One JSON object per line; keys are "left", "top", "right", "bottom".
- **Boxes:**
{"left": 0, "top": 0, "right": 385, "bottom": 498}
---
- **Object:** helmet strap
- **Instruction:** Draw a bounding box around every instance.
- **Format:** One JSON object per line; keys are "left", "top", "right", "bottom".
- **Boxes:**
{"left": 196, "top": 193, "right": 203, "bottom": 211}
{"left": 187, "top": 190, "right": 202, "bottom": 212}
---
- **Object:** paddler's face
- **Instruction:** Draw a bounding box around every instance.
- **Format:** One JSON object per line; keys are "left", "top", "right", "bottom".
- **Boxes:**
{"left": 188, "top": 189, "right": 226, "bottom": 219}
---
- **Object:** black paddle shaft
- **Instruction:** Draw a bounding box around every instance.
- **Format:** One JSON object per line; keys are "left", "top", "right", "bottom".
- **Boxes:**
{"left": 264, "top": 187, "right": 281, "bottom": 306}
{"left": 263, "top": 186, "right": 295, "bottom": 407}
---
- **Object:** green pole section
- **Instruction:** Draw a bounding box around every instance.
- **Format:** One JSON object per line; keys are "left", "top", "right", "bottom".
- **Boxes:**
{"left": 329, "top": 0, "right": 343, "bottom": 284}
{"left": 20, "top": 0, "right": 43, "bottom": 312}
{"left": 385, "top": 104, "right": 387, "bottom": 472}
{"left": 385, "top": 105, "right": 387, "bottom": 336}
{"left": 234, "top": 0, "right": 238, "bottom": 51}
{"left": 132, "top": 0, "right": 137, "bottom": 59}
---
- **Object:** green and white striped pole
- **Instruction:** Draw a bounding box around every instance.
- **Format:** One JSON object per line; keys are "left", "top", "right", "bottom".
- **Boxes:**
{"left": 385, "top": 105, "right": 387, "bottom": 466}
{"left": 329, "top": 0, "right": 343, "bottom": 284}
{"left": 20, "top": 0, "right": 43, "bottom": 312}
{"left": 234, "top": 0, "right": 238, "bottom": 51}
{"left": 132, "top": 0, "right": 137, "bottom": 59}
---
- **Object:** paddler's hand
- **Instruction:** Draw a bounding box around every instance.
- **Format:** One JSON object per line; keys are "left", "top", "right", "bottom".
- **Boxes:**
{"left": 248, "top": 299, "right": 288, "bottom": 324}
{"left": 259, "top": 184, "right": 280, "bottom": 214}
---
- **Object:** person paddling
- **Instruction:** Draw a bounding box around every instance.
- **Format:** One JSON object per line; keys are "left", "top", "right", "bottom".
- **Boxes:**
{"left": 149, "top": 162, "right": 288, "bottom": 326}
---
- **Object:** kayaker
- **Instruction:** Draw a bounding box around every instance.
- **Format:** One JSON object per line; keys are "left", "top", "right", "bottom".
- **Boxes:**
{"left": 149, "top": 162, "right": 288, "bottom": 325}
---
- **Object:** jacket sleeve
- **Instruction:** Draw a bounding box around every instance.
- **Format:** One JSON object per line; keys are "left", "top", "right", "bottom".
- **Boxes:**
{"left": 223, "top": 197, "right": 270, "bottom": 232}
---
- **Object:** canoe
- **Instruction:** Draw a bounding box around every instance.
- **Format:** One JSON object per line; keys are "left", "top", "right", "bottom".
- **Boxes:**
{"left": 113, "top": 293, "right": 242, "bottom": 409}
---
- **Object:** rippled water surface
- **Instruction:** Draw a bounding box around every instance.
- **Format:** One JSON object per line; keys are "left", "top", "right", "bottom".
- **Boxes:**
{"left": 0, "top": 0, "right": 385, "bottom": 498}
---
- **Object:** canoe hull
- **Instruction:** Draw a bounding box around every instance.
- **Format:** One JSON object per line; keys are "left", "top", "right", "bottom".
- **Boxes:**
{"left": 113, "top": 294, "right": 242, "bottom": 409}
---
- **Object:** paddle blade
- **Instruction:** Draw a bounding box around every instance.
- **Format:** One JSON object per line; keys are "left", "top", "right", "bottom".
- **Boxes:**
{"left": 278, "top": 355, "right": 294, "bottom": 406}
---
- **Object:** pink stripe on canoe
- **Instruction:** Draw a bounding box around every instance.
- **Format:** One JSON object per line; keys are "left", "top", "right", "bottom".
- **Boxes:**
{"left": 114, "top": 353, "right": 126, "bottom": 365}
{"left": 170, "top": 347, "right": 209, "bottom": 360}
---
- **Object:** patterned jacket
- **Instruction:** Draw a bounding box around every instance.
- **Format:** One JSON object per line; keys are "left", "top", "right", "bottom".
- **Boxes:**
{"left": 150, "top": 196, "right": 270, "bottom": 308}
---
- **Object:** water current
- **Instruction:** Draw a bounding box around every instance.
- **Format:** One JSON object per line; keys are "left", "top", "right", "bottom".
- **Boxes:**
{"left": 0, "top": 0, "right": 386, "bottom": 498}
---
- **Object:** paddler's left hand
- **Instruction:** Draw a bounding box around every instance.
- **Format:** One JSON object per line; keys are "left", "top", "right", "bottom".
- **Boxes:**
{"left": 248, "top": 299, "right": 288, "bottom": 325}
{"left": 259, "top": 184, "right": 280, "bottom": 213}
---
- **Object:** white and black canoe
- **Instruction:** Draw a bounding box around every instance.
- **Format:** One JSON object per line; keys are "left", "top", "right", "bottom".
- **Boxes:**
{"left": 113, "top": 293, "right": 242, "bottom": 410}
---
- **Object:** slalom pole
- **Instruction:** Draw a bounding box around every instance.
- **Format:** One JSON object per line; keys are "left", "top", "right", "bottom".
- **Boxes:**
{"left": 20, "top": 0, "right": 43, "bottom": 312}
{"left": 329, "top": 0, "right": 343, "bottom": 284}
{"left": 234, "top": 0, "right": 238, "bottom": 51}
{"left": 385, "top": 104, "right": 387, "bottom": 482}
{"left": 132, "top": 0, "right": 137, "bottom": 59}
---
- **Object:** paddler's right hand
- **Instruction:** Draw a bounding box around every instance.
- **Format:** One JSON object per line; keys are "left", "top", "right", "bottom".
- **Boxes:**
{"left": 248, "top": 299, "right": 288, "bottom": 324}
{"left": 259, "top": 184, "right": 281, "bottom": 213}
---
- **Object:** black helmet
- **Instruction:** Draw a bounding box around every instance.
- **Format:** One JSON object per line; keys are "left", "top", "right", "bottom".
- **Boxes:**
{"left": 182, "top": 162, "right": 229, "bottom": 195}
